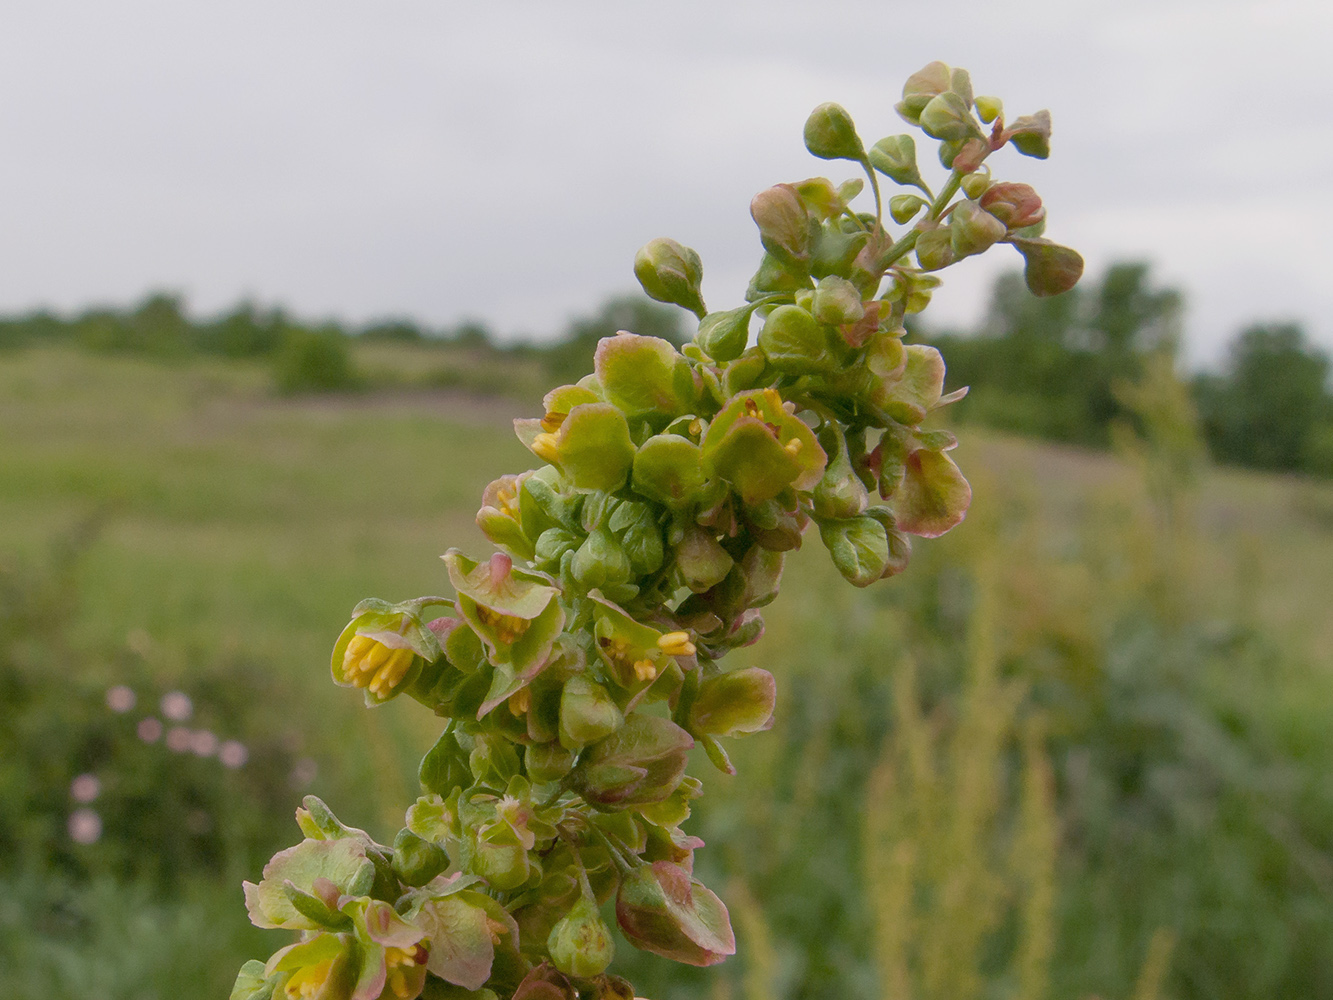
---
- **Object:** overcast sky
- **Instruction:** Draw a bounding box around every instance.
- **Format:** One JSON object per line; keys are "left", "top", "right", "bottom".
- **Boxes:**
{"left": 1, "top": 0, "right": 1329, "bottom": 366}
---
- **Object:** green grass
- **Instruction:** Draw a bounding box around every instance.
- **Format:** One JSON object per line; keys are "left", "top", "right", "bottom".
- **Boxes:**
{"left": 4, "top": 345, "right": 1333, "bottom": 1000}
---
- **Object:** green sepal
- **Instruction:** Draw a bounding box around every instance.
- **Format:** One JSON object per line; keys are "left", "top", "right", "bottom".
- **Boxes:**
{"left": 595, "top": 333, "right": 698, "bottom": 419}
{"left": 695, "top": 306, "right": 754, "bottom": 362}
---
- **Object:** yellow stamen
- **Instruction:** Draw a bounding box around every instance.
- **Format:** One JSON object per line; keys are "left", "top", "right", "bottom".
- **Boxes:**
{"left": 688, "top": 418, "right": 703, "bottom": 437}
{"left": 657, "top": 631, "right": 697, "bottom": 657}
{"left": 508, "top": 687, "right": 531, "bottom": 716}
{"left": 540, "top": 411, "right": 567, "bottom": 433}
{"left": 531, "top": 431, "right": 561, "bottom": 464}
{"left": 476, "top": 606, "right": 531, "bottom": 645}
{"left": 784, "top": 438, "right": 803, "bottom": 456}
{"left": 384, "top": 945, "right": 428, "bottom": 999}
{"left": 285, "top": 957, "right": 336, "bottom": 1000}
{"left": 344, "top": 637, "right": 415, "bottom": 696}
{"left": 633, "top": 658, "right": 658, "bottom": 682}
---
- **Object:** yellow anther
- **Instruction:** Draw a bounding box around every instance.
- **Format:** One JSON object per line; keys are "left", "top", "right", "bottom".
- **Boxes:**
{"left": 508, "top": 687, "right": 531, "bottom": 716}
{"left": 344, "top": 636, "right": 415, "bottom": 696}
{"left": 531, "top": 431, "right": 561, "bottom": 464}
{"left": 783, "top": 438, "right": 803, "bottom": 456}
{"left": 475, "top": 606, "right": 531, "bottom": 645}
{"left": 384, "top": 945, "right": 428, "bottom": 999}
{"left": 285, "top": 957, "right": 336, "bottom": 1000}
{"left": 540, "top": 411, "right": 567, "bottom": 433}
{"left": 657, "top": 631, "right": 697, "bottom": 657}
{"left": 688, "top": 418, "right": 703, "bottom": 437}
{"left": 633, "top": 658, "right": 658, "bottom": 682}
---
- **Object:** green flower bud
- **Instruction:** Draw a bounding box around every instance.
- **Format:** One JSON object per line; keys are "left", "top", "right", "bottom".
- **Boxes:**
{"left": 571, "top": 715, "right": 694, "bottom": 810}
{"left": 889, "top": 193, "right": 927, "bottom": 225}
{"left": 869, "top": 134, "right": 926, "bottom": 190}
{"left": 919, "top": 91, "right": 985, "bottom": 144}
{"left": 915, "top": 228, "right": 955, "bottom": 271}
{"left": 633, "top": 238, "right": 706, "bottom": 318}
{"left": 609, "top": 501, "right": 665, "bottom": 576}
{"left": 895, "top": 61, "right": 952, "bottom": 125}
{"left": 750, "top": 183, "right": 813, "bottom": 269}
{"left": 419, "top": 731, "right": 473, "bottom": 797}
{"left": 792, "top": 175, "right": 860, "bottom": 220}
{"left": 974, "top": 95, "right": 1003, "bottom": 123}
{"left": 676, "top": 525, "right": 734, "bottom": 593}
{"left": 695, "top": 306, "right": 753, "bottom": 363}
{"left": 812, "top": 275, "right": 865, "bottom": 327}
{"left": 960, "top": 170, "right": 991, "bottom": 200}
{"left": 1007, "top": 109, "right": 1052, "bottom": 159}
{"left": 949, "top": 201, "right": 1007, "bottom": 258}
{"left": 548, "top": 898, "right": 616, "bottom": 979}
{"left": 819, "top": 514, "right": 893, "bottom": 587}
{"left": 615, "top": 862, "right": 736, "bottom": 967}
{"left": 689, "top": 667, "right": 777, "bottom": 737}
{"left": 392, "top": 828, "right": 449, "bottom": 887}
{"left": 810, "top": 223, "right": 870, "bottom": 281}
{"left": 803, "top": 102, "right": 865, "bottom": 161}
{"left": 533, "top": 527, "right": 581, "bottom": 573}
{"left": 464, "top": 833, "right": 529, "bottom": 890}
{"left": 512, "top": 964, "right": 577, "bottom": 1000}
{"left": 477, "top": 472, "right": 535, "bottom": 561}
{"left": 559, "top": 675, "right": 624, "bottom": 749}
{"left": 526, "top": 742, "right": 577, "bottom": 783}
{"left": 979, "top": 182, "right": 1045, "bottom": 230}
{"left": 757, "top": 304, "right": 836, "bottom": 373}
{"left": 1010, "top": 236, "right": 1085, "bottom": 297}
{"left": 571, "top": 527, "right": 631, "bottom": 591}
{"left": 745, "top": 251, "right": 812, "bottom": 300}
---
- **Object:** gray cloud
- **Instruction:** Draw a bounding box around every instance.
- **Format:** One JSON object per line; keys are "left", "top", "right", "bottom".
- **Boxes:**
{"left": 1, "top": 0, "right": 1328, "bottom": 365}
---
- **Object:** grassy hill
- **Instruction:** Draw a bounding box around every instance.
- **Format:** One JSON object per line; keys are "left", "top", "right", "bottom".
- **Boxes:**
{"left": 3, "top": 345, "right": 1332, "bottom": 1000}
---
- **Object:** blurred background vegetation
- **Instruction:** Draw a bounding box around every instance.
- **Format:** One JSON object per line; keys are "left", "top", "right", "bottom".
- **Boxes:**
{"left": 2, "top": 268, "right": 1332, "bottom": 999}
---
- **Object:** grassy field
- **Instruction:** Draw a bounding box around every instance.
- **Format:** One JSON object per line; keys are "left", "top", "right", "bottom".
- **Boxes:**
{"left": 3, "top": 344, "right": 1332, "bottom": 999}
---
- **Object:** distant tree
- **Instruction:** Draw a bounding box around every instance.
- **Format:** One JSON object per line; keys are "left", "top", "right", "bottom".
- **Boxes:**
{"left": 362, "top": 320, "right": 426, "bottom": 344}
{"left": 197, "top": 302, "right": 284, "bottom": 357}
{"left": 544, "top": 294, "right": 684, "bottom": 385}
{"left": 931, "top": 263, "right": 1182, "bottom": 446}
{"left": 1195, "top": 323, "right": 1330, "bottom": 472}
{"left": 273, "top": 326, "right": 357, "bottom": 393}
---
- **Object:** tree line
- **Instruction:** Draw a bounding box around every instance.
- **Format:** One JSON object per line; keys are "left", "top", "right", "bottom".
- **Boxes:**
{"left": 2, "top": 269, "right": 1329, "bottom": 476}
